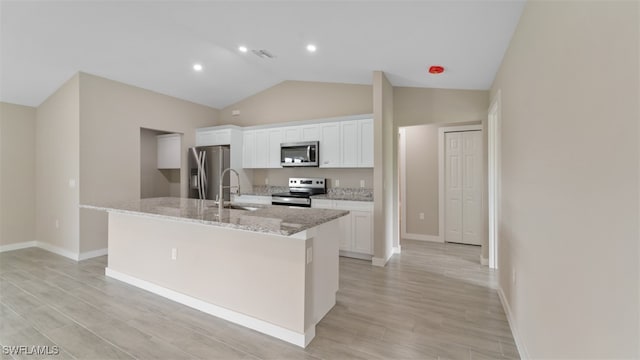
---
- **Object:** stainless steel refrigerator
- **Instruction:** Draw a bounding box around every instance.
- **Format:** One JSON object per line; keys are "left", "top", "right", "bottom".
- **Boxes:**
{"left": 188, "top": 146, "right": 230, "bottom": 201}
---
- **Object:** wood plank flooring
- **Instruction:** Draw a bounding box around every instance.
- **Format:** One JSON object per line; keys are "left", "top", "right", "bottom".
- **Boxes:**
{"left": 0, "top": 240, "right": 518, "bottom": 359}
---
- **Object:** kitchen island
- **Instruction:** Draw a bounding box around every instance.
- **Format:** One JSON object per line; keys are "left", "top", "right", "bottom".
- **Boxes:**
{"left": 81, "top": 197, "right": 349, "bottom": 347}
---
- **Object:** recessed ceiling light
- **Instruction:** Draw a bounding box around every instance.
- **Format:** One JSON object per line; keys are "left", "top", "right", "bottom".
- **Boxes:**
{"left": 428, "top": 65, "right": 445, "bottom": 74}
{"left": 238, "top": 46, "right": 248, "bottom": 53}
{"left": 306, "top": 44, "right": 317, "bottom": 53}
{"left": 193, "top": 63, "right": 203, "bottom": 71}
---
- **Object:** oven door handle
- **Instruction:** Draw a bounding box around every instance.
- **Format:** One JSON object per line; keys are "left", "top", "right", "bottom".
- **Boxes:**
{"left": 271, "top": 197, "right": 311, "bottom": 206}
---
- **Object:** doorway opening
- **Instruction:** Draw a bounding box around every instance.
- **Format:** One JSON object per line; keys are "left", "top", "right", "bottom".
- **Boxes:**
{"left": 398, "top": 123, "right": 489, "bottom": 265}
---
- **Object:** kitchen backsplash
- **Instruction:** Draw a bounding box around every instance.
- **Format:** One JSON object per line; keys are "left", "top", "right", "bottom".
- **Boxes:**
{"left": 326, "top": 187, "right": 373, "bottom": 199}
{"left": 243, "top": 185, "right": 373, "bottom": 199}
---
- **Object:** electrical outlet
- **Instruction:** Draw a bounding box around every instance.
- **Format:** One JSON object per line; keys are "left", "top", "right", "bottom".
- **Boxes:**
{"left": 306, "top": 247, "right": 313, "bottom": 264}
{"left": 231, "top": 109, "right": 240, "bottom": 116}
{"left": 171, "top": 248, "right": 178, "bottom": 260}
{"left": 360, "top": 180, "right": 365, "bottom": 188}
{"left": 512, "top": 269, "right": 516, "bottom": 285}
{"left": 335, "top": 179, "right": 340, "bottom": 187}
{"left": 55, "top": 219, "right": 59, "bottom": 229}
{"left": 265, "top": 178, "right": 269, "bottom": 185}
{"left": 419, "top": 213, "right": 425, "bottom": 220}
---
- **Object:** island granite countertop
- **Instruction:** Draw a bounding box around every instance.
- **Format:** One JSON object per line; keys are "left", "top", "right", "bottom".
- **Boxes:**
{"left": 81, "top": 197, "right": 349, "bottom": 237}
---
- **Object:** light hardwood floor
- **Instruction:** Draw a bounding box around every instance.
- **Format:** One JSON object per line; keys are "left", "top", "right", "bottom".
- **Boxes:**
{"left": 0, "top": 240, "right": 518, "bottom": 360}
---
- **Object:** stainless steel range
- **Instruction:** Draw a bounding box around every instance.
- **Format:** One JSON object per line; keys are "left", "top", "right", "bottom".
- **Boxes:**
{"left": 271, "top": 177, "right": 326, "bottom": 207}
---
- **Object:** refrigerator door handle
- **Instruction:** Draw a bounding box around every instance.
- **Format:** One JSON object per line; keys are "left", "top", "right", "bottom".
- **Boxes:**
{"left": 200, "top": 151, "right": 207, "bottom": 199}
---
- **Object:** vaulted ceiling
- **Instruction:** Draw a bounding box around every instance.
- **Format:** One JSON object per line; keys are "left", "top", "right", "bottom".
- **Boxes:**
{"left": 1, "top": 1, "right": 525, "bottom": 109}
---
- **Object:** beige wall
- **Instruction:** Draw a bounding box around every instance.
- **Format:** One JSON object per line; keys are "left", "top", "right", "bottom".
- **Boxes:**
{"left": 403, "top": 124, "right": 439, "bottom": 236}
{"left": 36, "top": 75, "right": 80, "bottom": 253}
{"left": 140, "top": 128, "right": 180, "bottom": 199}
{"left": 394, "top": 87, "right": 489, "bottom": 128}
{"left": 491, "top": 1, "right": 639, "bottom": 357}
{"left": 253, "top": 168, "right": 373, "bottom": 189}
{"left": 402, "top": 121, "right": 481, "bottom": 238}
{"left": 372, "top": 71, "right": 395, "bottom": 264}
{"left": 0, "top": 102, "right": 36, "bottom": 246}
{"left": 79, "top": 73, "right": 218, "bottom": 253}
{"left": 219, "top": 80, "right": 372, "bottom": 126}
{"left": 394, "top": 87, "right": 488, "bottom": 252}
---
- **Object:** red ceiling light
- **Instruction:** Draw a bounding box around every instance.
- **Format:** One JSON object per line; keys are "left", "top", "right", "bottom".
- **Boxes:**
{"left": 428, "top": 65, "right": 445, "bottom": 74}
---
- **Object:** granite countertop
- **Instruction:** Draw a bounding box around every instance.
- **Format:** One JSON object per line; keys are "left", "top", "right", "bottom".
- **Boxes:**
{"left": 81, "top": 197, "right": 348, "bottom": 236}
{"left": 310, "top": 194, "right": 373, "bottom": 202}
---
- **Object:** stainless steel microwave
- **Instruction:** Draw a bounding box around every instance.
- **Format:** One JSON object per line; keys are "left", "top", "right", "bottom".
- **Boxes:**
{"left": 280, "top": 141, "right": 319, "bottom": 167}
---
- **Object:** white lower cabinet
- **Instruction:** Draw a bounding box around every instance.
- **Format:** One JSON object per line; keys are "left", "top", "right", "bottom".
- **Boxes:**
{"left": 312, "top": 199, "right": 373, "bottom": 258}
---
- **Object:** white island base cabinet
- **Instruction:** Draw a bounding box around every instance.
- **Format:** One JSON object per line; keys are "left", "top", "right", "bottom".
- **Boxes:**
{"left": 105, "top": 212, "right": 341, "bottom": 348}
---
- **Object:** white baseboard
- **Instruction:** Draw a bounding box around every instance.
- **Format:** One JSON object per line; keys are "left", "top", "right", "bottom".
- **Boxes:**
{"left": 105, "top": 267, "right": 313, "bottom": 348}
{"left": 480, "top": 255, "right": 489, "bottom": 266}
{"left": 393, "top": 245, "right": 401, "bottom": 254}
{"left": 497, "top": 286, "right": 529, "bottom": 359}
{"left": 372, "top": 250, "right": 393, "bottom": 267}
{"left": 0, "top": 241, "right": 37, "bottom": 253}
{"left": 78, "top": 248, "right": 108, "bottom": 260}
{"left": 403, "top": 232, "right": 443, "bottom": 243}
{"left": 1, "top": 241, "right": 108, "bottom": 262}
{"left": 339, "top": 250, "right": 373, "bottom": 261}
{"left": 35, "top": 241, "right": 79, "bottom": 261}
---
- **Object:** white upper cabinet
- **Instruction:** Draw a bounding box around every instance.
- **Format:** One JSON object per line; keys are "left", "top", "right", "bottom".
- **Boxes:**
{"left": 320, "top": 122, "right": 341, "bottom": 168}
{"left": 338, "top": 119, "right": 374, "bottom": 168}
{"left": 268, "top": 128, "right": 283, "bottom": 168}
{"left": 282, "top": 127, "right": 301, "bottom": 143}
{"left": 196, "top": 128, "right": 232, "bottom": 146}
{"left": 359, "top": 119, "right": 374, "bottom": 167}
{"left": 340, "top": 121, "right": 359, "bottom": 167}
{"left": 157, "top": 133, "right": 181, "bottom": 169}
{"left": 244, "top": 128, "right": 283, "bottom": 169}
{"left": 300, "top": 124, "right": 320, "bottom": 141}
{"left": 242, "top": 131, "right": 256, "bottom": 168}
{"left": 199, "top": 116, "right": 373, "bottom": 170}
{"left": 254, "top": 130, "right": 269, "bottom": 168}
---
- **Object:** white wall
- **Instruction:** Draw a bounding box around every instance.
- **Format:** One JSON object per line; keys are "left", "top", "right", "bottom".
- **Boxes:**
{"left": 491, "top": 1, "right": 639, "bottom": 357}
{"left": 0, "top": 102, "right": 36, "bottom": 247}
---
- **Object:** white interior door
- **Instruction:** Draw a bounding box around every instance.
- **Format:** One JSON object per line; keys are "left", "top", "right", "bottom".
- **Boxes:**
{"left": 445, "top": 130, "right": 482, "bottom": 245}
{"left": 445, "top": 132, "right": 463, "bottom": 243}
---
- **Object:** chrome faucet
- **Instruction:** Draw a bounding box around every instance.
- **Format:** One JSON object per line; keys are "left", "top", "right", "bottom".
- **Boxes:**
{"left": 218, "top": 168, "right": 241, "bottom": 216}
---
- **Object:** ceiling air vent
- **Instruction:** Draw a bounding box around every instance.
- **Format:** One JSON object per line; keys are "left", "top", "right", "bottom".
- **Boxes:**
{"left": 252, "top": 49, "right": 276, "bottom": 59}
